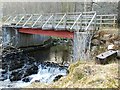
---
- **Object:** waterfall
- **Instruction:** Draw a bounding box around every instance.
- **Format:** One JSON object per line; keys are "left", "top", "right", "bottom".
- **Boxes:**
{"left": 22, "top": 62, "right": 68, "bottom": 84}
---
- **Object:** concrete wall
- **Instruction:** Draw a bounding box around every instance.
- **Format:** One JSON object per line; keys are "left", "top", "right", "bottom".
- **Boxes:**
{"left": 2, "top": 27, "right": 50, "bottom": 48}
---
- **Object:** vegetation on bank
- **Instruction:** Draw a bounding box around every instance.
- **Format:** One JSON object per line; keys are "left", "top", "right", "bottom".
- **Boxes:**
{"left": 25, "top": 60, "right": 119, "bottom": 88}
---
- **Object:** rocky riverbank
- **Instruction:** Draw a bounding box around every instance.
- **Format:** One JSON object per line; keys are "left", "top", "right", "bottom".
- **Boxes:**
{"left": 0, "top": 37, "right": 72, "bottom": 88}
{"left": 0, "top": 47, "right": 69, "bottom": 88}
{"left": 24, "top": 27, "right": 119, "bottom": 88}
{"left": 91, "top": 27, "right": 119, "bottom": 58}
{"left": 26, "top": 60, "right": 119, "bottom": 88}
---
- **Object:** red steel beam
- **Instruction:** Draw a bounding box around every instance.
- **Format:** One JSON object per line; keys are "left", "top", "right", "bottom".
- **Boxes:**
{"left": 18, "top": 28, "right": 74, "bottom": 39}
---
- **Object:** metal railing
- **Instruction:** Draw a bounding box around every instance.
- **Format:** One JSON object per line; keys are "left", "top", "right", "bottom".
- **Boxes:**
{"left": 2, "top": 11, "right": 97, "bottom": 32}
{"left": 55, "top": 13, "right": 67, "bottom": 30}
{"left": 70, "top": 13, "right": 82, "bottom": 30}
{"left": 96, "top": 14, "right": 117, "bottom": 27}
{"left": 85, "top": 12, "right": 96, "bottom": 31}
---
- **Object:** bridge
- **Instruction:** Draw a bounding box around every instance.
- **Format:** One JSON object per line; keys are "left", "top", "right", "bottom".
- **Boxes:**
{"left": 2, "top": 11, "right": 97, "bottom": 39}
{"left": 2, "top": 11, "right": 117, "bottom": 61}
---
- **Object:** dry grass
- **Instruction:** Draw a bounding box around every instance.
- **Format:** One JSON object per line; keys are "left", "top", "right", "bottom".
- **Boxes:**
{"left": 24, "top": 60, "right": 119, "bottom": 88}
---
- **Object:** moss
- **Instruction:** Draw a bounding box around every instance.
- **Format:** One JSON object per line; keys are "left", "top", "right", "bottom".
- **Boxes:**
{"left": 106, "top": 78, "right": 118, "bottom": 88}
{"left": 68, "top": 60, "right": 81, "bottom": 73}
{"left": 72, "top": 67, "right": 84, "bottom": 82}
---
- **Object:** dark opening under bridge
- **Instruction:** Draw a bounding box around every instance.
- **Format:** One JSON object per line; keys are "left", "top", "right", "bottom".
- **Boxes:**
{"left": 3, "top": 11, "right": 97, "bottom": 39}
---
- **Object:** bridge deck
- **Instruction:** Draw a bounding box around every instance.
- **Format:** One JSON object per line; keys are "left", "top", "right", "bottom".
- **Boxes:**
{"left": 2, "top": 11, "right": 97, "bottom": 38}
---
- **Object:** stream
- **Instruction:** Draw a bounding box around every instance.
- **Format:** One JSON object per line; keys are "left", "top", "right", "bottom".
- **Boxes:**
{"left": 0, "top": 39, "right": 72, "bottom": 88}
{"left": 0, "top": 62, "right": 68, "bottom": 88}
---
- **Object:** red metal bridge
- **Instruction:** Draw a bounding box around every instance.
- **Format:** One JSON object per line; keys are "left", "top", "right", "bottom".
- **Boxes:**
{"left": 3, "top": 11, "right": 97, "bottom": 39}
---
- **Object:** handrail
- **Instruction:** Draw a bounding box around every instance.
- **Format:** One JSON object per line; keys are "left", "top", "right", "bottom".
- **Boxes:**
{"left": 15, "top": 16, "right": 25, "bottom": 26}
{"left": 22, "top": 15, "right": 33, "bottom": 27}
{"left": 70, "top": 13, "right": 82, "bottom": 30}
{"left": 32, "top": 15, "right": 42, "bottom": 27}
{"left": 42, "top": 14, "right": 53, "bottom": 28}
{"left": 85, "top": 12, "right": 96, "bottom": 31}
{"left": 8, "top": 11, "right": 95, "bottom": 16}
{"left": 97, "top": 14, "right": 117, "bottom": 17}
{"left": 2, "top": 12, "right": 117, "bottom": 29}
{"left": 12, "top": 16, "right": 17, "bottom": 22}
{"left": 4, "top": 16, "right": 11, "bottom": 23}
{"left": 55, "top": 13, "right": 66, "bottom": 29}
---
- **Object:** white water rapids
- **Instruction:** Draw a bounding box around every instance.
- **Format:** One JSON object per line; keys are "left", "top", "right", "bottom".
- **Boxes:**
{"left": 0, "top": 63, "right": 68, "bottom": 88}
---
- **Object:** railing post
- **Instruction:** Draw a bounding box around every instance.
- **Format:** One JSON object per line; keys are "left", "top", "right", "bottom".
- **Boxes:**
{"left": 70, "top": 13, "right": 82, "bottom": 30}
{"left": 94, "top": 14, "right": 97, "bottom": 30}
{"left": 4, "top": 16, "right": 12, "bottom": 23}
{"left": 52, "top": 14, "right": 54, "bottom": 29}
{"left": 42, "top": 14, "right": 53, "bottom": 29}
{"left": 55, "top": 13, "right": 66, "bottom": 29}
{"left": 100, "top": 15, "right": 102, "bottom": 28}
{"left": 113, "top": 15, "right": 116, "bottom": 27}
{"left": 22, "top": 15, "right": 32, "bottom": 27}
{"left": 64, "top": 13, "right": 67, "bottom": 30}
{"left": 31, "top": 15, "right": 42, "bottom": 28}
{"left": 12, "top": 16, "right": 17, "bottom": 22}
{"left": 15, "top": 16, "right": 25, "bottom": 26}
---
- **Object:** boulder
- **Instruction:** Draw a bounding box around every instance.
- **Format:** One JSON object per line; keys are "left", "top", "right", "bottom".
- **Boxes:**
{"left": 23, "top": 64, "right": 38, "bottom": 77}
{"left": 91, "top": 46, "right": 98, "bottom": 52}
{"left": 10, "top": 69, "right": 23, "bottom": 81}
{"left": 22, "top": 77, "right": 33, "bottom": 82}
{"left": 91, "top": 39, "right": 100, "bottom": 46}
{"left": 101, "top": 34, "right": 111, "bottom": 41}
{"left": 53, "top": 75, "right": 63, "bottom": 82}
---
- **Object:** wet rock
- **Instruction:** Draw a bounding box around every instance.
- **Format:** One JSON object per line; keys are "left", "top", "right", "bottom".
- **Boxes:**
{"left": 1, "top": 47, "right": 68, "bottom": 83}
{"left": 46, "top": 62, "right": 51, "bottom": 67}
{"left": 10, "top": 70, "right": 23, "bottom": 81}
{"left": 9, "top": 61, "right": 24, "bottom": 71}
{"left": 53, "top": 75, "right": 63, "bottom": 82}
{"left": 1, "top": 74, "right": 8, "bottom": 80}
{"left": 0, "top": 71, "right": 5, "bottom": 81}
{"left": 35, "top": 80, "right": 40, "bottom": 82}
{"left": 7, "top": 63, "right": 38, "bottom": 82}
{"left": 1, "top": 70, "right": 8, "bottom": 80}
{"left": 22, "top": 77, "right": 32, "bottom": 82}
{"left": 23, "top": 64, "right": 38, "bottom": 77}
{"left": 59, "top": 66, "right": 65, "bottom": 71}
{"left": 0, "top": 77, "right": 5, "bottom": 81}
{"left": 7, "top": 85, "right": 13, "bottom": 87}
{"left": 2, "top": 51, "right": 25, "bottom": 71}
{"left": 1, "top": 70, "right": 7, "bottom": 74}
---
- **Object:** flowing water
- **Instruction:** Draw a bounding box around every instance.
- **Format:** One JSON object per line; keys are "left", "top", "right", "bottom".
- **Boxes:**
{"left": 0, "top": 62, "right": 68, "bottom": 88}
{"left": 0, "top": 39, "right": 72, "bottom": 88}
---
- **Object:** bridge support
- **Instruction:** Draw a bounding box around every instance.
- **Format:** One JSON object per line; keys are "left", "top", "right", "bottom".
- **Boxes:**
{"left": 2, "top": 27, "right": 50, "bottom": 48}
{"left": 73, "top": 32, "right": 91, "bottom": 61}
